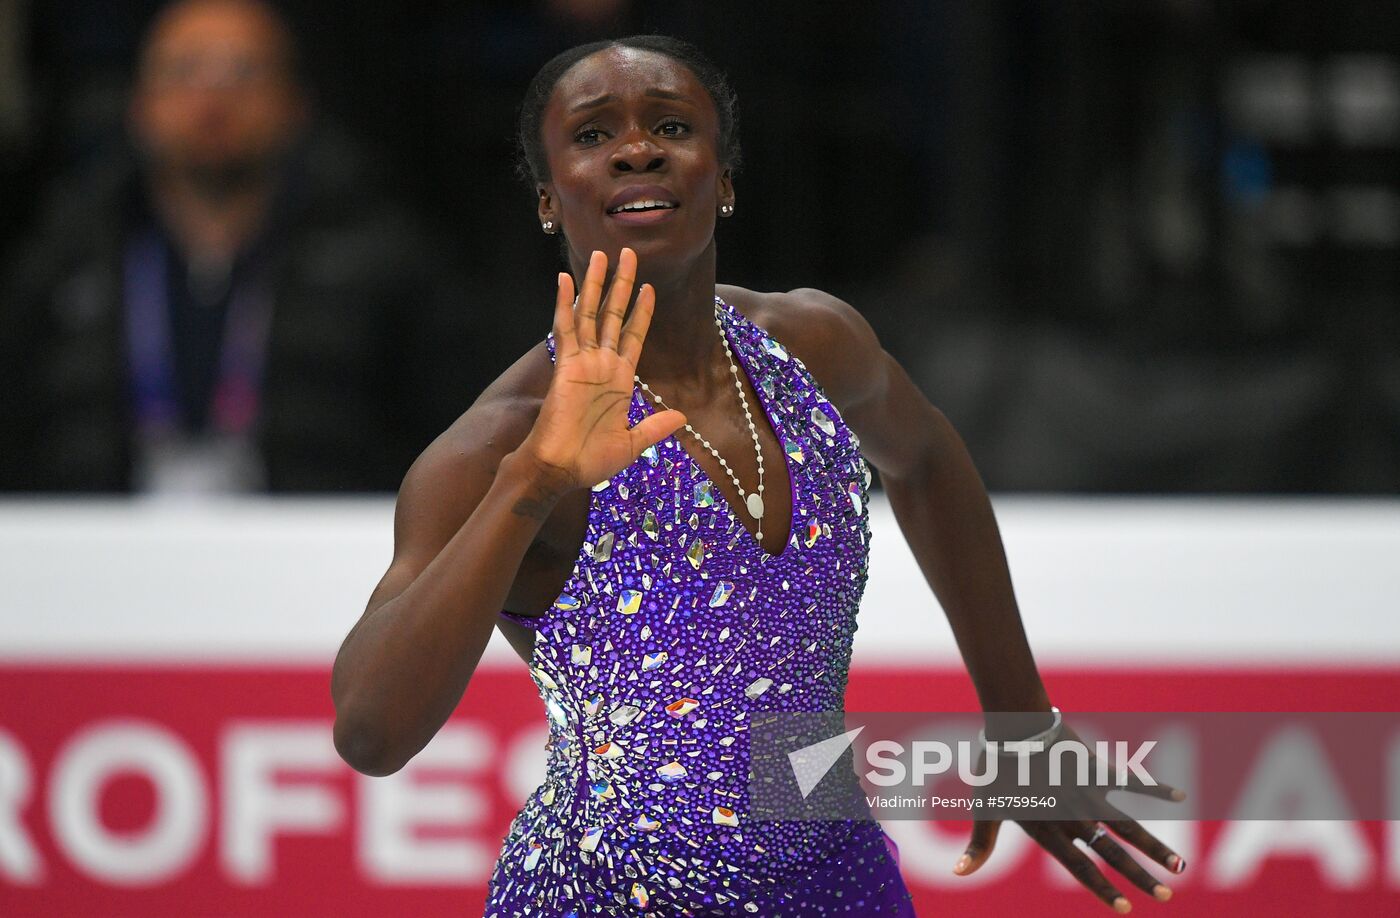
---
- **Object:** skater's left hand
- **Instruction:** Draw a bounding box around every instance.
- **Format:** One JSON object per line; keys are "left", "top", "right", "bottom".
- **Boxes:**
{"left": 952, "top": 723, "right": 1188, "bottom": 913}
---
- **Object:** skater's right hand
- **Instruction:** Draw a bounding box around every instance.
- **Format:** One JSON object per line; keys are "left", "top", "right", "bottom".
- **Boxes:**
{"left": 513, "top": 247, "right": 686, "bottom": 492}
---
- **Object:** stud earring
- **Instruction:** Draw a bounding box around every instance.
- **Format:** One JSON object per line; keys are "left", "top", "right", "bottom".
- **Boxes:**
{"left": 719, "top": 204, "right": 735, "bottom": 217}
{"left": 542, "top": 221, "right": 557, "bottom": 234}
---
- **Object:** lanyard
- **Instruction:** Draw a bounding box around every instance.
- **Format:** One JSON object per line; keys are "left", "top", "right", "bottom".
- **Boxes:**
{"left": 123, "top": 230, "right": 273, "bottom": 437}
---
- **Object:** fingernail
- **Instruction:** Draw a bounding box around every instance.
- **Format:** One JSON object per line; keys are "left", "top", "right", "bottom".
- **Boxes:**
{"left": 1113, "top": 896, "right": 1132, "bottom": 914}
{"left": 1170, "top": 788, "right": 1187, "bottom": 801}
{"left": 1169, "top": 855, "right": 1186, "bottom": 874}
{"left": 953, "top": 854, "right": 970, "bottom": 874}
{"left": 1152, "top": 884, "right": 1172, "bottom": 902}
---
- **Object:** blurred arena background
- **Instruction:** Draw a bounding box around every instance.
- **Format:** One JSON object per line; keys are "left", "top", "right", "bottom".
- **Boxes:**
{"left": 1, "top": 1, "right": 1397, "bottom": 915}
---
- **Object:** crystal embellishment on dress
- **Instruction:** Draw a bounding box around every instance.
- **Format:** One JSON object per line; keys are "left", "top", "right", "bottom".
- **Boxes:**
{"left": 593, "top": 741, "right": 623, "bottom": 759}
{"left": 693, "top": 480, "right": 717, "bottom": 508}
{"left": 761, "top": 337, "right": 789, "bottom": 361}
{"left": 617, "top": 589, "right": 642, "bottom": 615}
{"left": 744, "top": 677, "right": 773, "bottom": 699}
{"left": 665, "top": 697, "right": 700, "bottom": 718}
{"left": 811, "top": 406, "right": 836, "bottom": 436}
{"left": 785, "top": 440, "right": 805, "bottom": 464}
{"left": 554, "top": 594, "right": 581, "bottom": 612}
{"left": 709, "top": 581, "right": 735, "bottom": 607}
{"left": 609, "top": 704, "right": 642, "bottom": 726}
{"left": 848, "top": 481, "right": 863, "bottom": 515}
{"left": 592, "top": 531, "right": 614, "bottom": 562}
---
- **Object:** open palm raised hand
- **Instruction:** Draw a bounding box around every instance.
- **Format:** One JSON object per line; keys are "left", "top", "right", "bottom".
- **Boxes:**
{"left": 517, "top": 247, "right": 687, "bottom": 492}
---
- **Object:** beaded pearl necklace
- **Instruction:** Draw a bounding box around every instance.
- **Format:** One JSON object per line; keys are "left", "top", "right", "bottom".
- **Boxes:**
{"left": 634, "top": 299, "right": 766, "bottom": 539}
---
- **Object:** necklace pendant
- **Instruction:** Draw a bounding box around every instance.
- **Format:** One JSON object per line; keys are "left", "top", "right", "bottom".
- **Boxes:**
{"left": 745, "top": 492, "right": 764, "bottom": 519}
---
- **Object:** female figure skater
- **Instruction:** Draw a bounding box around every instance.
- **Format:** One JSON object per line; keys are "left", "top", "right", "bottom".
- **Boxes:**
{"left": 332, "top": 35, "right": 1185, "bottom": 916}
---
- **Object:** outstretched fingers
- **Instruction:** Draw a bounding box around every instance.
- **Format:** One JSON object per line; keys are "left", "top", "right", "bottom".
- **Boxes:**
{"left": 953, "top": 819, "right": 1001, "bottom": 875}
{"left": 630, "top": 408, "right": 686, "bottom": 457}
{"left": 617, "top": 282, "right": 656, "bottom": 367}
{"left": 1102, "top": 816, "right": 1188, "bottom": 876}
{"left": 597, "top": 246, "right": 637, "bottom": 350}
{"left": 1034, "top": 826, "right": 1132, "bottom": 913}
{"left": 1120, "top": 770, "right": 1188, "bottom": 804}
{"left": 552, "top": 271, "right": 579, "bottom": 358}
{"left": 575, "top": 250, "right": 608, "bottom": 348}
{"left": 1078, "top": 822, "right": 1174, "bottom": 903}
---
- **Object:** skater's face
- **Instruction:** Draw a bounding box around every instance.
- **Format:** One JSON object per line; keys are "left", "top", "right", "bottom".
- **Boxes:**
{"left": 535, "top": 47, "right": 735, "bottom": 274}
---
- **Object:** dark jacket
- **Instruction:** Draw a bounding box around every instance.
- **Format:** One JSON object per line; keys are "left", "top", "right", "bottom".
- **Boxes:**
{"left": 1, "top": 131, "right": 500, "bottom": 492}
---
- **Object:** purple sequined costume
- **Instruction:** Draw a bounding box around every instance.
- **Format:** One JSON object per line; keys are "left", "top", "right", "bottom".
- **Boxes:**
{"left": 488, "top": 298, "right": 916, "bottom": 916}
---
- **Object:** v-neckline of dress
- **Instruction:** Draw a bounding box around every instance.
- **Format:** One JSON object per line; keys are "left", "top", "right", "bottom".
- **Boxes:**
{"left": 634, "top": 297, "right": 798, "bottom": 562}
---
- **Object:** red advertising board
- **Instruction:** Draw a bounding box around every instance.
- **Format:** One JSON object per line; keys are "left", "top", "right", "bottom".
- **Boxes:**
{"left": 3, "top": 664, "right": 1398, "bottom": 917}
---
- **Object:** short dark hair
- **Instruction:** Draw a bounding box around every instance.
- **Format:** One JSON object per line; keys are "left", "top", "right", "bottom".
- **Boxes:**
{"left": 515, "top": 34, "right": 741, "bottom": 188}
{"left": 137, "top": 0, "right": 305, "bottom": 87}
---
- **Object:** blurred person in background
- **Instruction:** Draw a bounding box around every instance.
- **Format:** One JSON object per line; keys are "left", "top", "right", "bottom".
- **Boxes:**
{"left": 0, "top": 0, "right": 491, "bottom": 493}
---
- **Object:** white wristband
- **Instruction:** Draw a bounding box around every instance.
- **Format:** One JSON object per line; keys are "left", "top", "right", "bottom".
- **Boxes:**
{"left": 977, "top": 706, "right": 1062, "bottom": 756}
